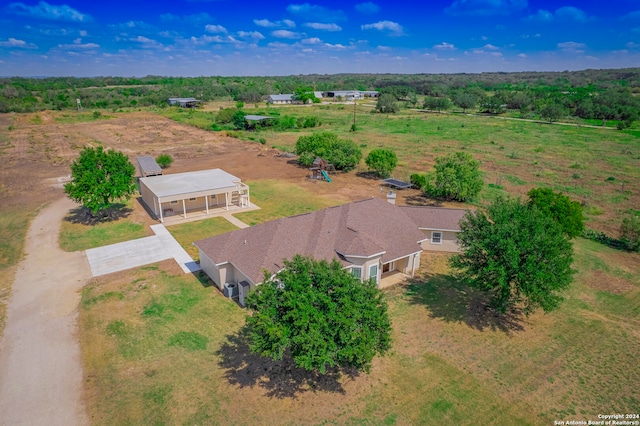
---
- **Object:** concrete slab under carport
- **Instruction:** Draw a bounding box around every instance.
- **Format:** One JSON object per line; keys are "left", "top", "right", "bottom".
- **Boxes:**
{"left": 85, "top": 225, "right": 200, "bottom": 277}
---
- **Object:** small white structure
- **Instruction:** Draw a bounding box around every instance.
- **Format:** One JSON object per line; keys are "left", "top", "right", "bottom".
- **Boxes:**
{"left": 139, "top": 169, "right": 250, "bottom": 223}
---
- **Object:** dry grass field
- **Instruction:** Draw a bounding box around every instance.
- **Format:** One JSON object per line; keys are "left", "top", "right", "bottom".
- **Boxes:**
{"left": 0, "top": 107, "right": 638, "bottom": 424}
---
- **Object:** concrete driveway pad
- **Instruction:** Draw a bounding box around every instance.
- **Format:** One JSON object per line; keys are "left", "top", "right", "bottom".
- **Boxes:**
{"left": 85, "top": 225, "right": 200, "bottom": 277}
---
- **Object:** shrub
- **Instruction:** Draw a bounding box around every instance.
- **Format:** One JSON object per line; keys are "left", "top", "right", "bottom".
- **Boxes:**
{"left": 92, "top": 111, "right": 102, "bottom": 119}
{"left": 232, "top": 110, "right": 247, "bottom": 130}
{"left": 620, "top": 214, "right": 640, "bottom": 252}
{"left": 527, "top": 188, "right": 584, "bottom": 238}
{"left": 216, "top": 107, "right": 238, "bottom": 124}
{"left": 365, "top": 148, "right": 398, "bottom": 178}
{"left": 410, "top": 173, "right": 428, "bottom": 190}
{"left": 424, "top": 152, "right": 483, "bottom": 202}
{"left": 376, "top": 94, "right": 399, "bottom": 113}
{"left": 155, "top": 154, "right": 173, "bottom": 169}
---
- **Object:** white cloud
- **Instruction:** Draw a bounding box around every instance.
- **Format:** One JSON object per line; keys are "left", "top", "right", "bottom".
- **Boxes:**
{"left": 324, "top": 43, "right": 347, "bottom": 49}
{"left": 7, "top": 1, "right": 92, "bottom": 22}
{"left": 626, "top": 41, "right": 640, "bottom": 49}
{"left": 445, "top": 0, "right": 527, "bottom": 17}
{"left": 622, "top": 10, "right": 640, "bottom": 20}
{"left": 131, "top": 36, "right": 163, "bottom": 48}
{"left": 525, "top": 7, "right": 591, "bottom": 23}
{"left": 524, "top": 9, "right": 552, "bottom": 22}
{"left": 57, "top": 38, "right": 99, "bottom": 49}
{"left": 361, "top": 20, "right": 405, "bottom": 36}
{"left": 0, "top": 37, "right": 37, "bottom": 48}
{"left": 302, "top": 37, "right": 322, "bottom": 44}
{"left": 237, "top": 31, "right": 265, "bottom": 40}
{"left": 518, "top": 53, "right": 527, "bottom": 58}
{"left": 483, "top": 43, "right": 499, "bottom": 50}
{"left": 434, "top": 42, "right": 456, "bottom": 50}
{"left": 286, "top": 3, "right": 346, "bottom": 22}
{"left": 253, "top": 18, "right": 296, "bottom": 28}
{"left": 205, "top": 24, "right": 228, "bottom": 34}
{"left": 303, "top": 22, "right": 342, "bottom": 31}
{"left": 558, "top": 41, "right": 586, "bottom": 53}
{"left": 555, "top": 6, "right": 590, "bottom": 23}
{"left": 271, "top": 30, "right": 303, "bottom": 39}
{"left": 160, "top": 12, "right": 211, "bottom": 24}
{"left": 355, "top": 2, "right": 380, "bottom": 14}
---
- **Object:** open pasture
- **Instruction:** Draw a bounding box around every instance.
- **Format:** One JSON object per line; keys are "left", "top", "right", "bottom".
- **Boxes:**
{"left": 0, "top": 107, "right": 638, "bottom": 424}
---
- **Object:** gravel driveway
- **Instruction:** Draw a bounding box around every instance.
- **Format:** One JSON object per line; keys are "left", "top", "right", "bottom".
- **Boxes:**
{"left": 0, "top": 197, "right": 90, "bottom": 426}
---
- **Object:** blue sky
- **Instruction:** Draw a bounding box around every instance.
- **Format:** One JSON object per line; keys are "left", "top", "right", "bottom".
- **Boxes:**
{"left": 1, "top": 0, "right": 639, "bottom": 77}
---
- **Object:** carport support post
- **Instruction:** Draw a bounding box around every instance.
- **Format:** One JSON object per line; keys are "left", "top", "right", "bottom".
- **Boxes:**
{"left": 225, "top": 192, "right": 229, "bottom": 211}
{"left": 159, "top": 201, "right": 164, "bottom": 223}
{"left": 205, "top": 196, "right": 209, "bottom": 215}
{"left": 182, "top": 199, "right": 187, "bottom": 219}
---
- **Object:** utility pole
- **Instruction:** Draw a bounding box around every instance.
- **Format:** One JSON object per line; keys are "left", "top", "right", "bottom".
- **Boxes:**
{"left": 352, "top": 99, "right": 356, "bottom": 131}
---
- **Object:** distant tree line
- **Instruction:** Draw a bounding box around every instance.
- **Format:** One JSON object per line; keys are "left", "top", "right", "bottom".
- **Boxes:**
{"left": 1, "top": 69, "right": 639, "bottom": 124}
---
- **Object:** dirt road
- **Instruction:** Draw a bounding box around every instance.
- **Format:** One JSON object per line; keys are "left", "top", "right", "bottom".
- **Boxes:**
{"left": 0, "top": 197, "right": 90, "bottom": 426}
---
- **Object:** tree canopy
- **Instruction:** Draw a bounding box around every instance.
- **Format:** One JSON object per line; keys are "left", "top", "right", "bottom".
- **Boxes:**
{"left": 245, "top": 255, "right": 392, "bottom": 374}
{"left": 375, "top": 94, "right": 399, "bottom": 113}
{"left": 450, "top": 197, "right": 575, "bottom": 314}
{"left": 64, "top": 146, "right": 137, "bottom": 215}
{"left": 365, "top": 148, "right": 397, "bottom": 178}
{"left": 295, "top": 131, "right": 362, "bottom": 171}
{"left": 425, "top": 152, "right": 483, "bottom": 202}
{"left": 293, "top": 87, "right": 319, "bottom": 104}
{"left": 527, "top": 187, "right": 584, "bottom": 238}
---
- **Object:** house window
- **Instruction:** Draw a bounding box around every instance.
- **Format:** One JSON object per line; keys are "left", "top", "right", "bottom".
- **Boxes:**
{"left": 189, "top": 197, "right": 197, "bottom": 202}
{"left": 431, "top": 232, "right": 443, "bottom": 244}
{"left": 369, "top": 264, "right": 378, "bottom": 284}
{"left": 351, "top": 266, "right": 362, "bottom": 280}
{"left": 170, "top": 200, "right": 178, "bottom": 205}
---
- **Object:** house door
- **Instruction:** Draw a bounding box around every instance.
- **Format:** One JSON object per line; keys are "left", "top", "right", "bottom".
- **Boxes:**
{"left": 382, "top": 261, "right": 395, "bottom": 274}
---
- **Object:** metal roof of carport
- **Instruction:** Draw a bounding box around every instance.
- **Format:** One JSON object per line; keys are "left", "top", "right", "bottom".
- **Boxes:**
{"left": 139, "top": 169, "right": 242, "bottom": 202}
{"left": 137, "top": 156, "right": 162, "bottom": 176}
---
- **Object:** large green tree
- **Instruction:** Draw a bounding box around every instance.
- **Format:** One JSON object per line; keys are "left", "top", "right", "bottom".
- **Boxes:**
{"left": 527, "top": 187, "right": 584, "bottom": 238}
{"left": 375, "top": 94, "right": 399, "bottom": 113}
{"left": 450, "top": 197, "right": 575, "bottom": 314}
{"left": 64, "top": 146, "right": 136, "bottom": 215}
{"left": 295, "top": 131, "right": 362, "bottom": 171}
{"left": 365, "top": 148, "right": 397, "bottom": 178}
{"left": 426, "top": 152, "right": 483, "bottom": 202}
{"left": 245, "top": 255, "right": 392, "bottom": 374}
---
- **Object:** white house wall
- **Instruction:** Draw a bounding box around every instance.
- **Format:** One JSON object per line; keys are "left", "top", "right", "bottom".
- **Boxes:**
{"left": 420, "top": 230, "right": 460, "bottom": 252}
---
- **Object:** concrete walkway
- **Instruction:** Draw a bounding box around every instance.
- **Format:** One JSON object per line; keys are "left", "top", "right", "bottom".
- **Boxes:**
{"left": 85, "top": 224, "right": 200, "bottom": 277}
{"left": 220, "top": 212, "right": 250, "bottom": 229}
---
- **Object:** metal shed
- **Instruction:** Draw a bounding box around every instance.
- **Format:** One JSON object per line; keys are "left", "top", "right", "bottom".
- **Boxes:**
{"left": 137, "top": 156, "right": 163, "bottom": 177}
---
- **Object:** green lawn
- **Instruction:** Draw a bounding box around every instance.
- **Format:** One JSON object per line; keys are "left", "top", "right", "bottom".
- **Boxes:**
{"left": 233, "top": 179, "right": 342, "bottom": 226}
{"left": 78, "top": 237, "right": 639, "bottom": 425}
{"left": 59, "top": 201, "right": 147, "bottom": 252}
{"left": 166, "top": 216, "right": 238, "bottom": 260}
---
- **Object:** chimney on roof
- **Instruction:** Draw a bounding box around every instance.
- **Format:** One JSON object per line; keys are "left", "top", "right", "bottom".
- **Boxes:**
{"left": 244, "top": 240, "right": 247, "bottom": 245}
{"left": 387, "top": 190, "right": 396, "bottom": 205}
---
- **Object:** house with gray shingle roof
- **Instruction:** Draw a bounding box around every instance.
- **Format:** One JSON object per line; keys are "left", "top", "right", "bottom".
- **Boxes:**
{"left": 399, "top": 206, "right": 468, "bottom": 252}
{"left": 194, "top": 198, "right": 469, "bottom": 296}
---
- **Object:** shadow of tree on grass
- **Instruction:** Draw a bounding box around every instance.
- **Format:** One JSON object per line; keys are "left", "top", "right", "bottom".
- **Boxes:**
{"left": 215, "top": 326, "right": 360, "bottom": 399}
{"left": 404, "top": 274, "right": 525, "bottom": 333}
{"left": 64, "top": 203, "right": 133, "bottom": 225}
{"left": 403, "top": 193, "right": 445, "bottom": 207}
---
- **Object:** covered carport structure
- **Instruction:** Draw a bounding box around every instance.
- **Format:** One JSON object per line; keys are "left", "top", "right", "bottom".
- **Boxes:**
{"left": 139, "top": 169, "right": 250, "bottom": 223}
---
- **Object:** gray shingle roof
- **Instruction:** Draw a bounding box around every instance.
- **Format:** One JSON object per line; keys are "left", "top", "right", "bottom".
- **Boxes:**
{"left": 194, "top": 197, "right": 426, "bottom": 283}
{"left": 399, "top": 205, "right": 470, "bottom": 232}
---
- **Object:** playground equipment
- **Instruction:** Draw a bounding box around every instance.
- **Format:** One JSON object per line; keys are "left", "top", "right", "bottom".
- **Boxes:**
{"left": 309, "top": 157, "right": 336, "bottom": 182}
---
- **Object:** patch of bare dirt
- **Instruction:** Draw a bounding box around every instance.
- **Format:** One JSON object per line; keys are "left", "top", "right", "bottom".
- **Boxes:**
{"left": 585, "top": 270, "right": 635, "bottom": 294}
